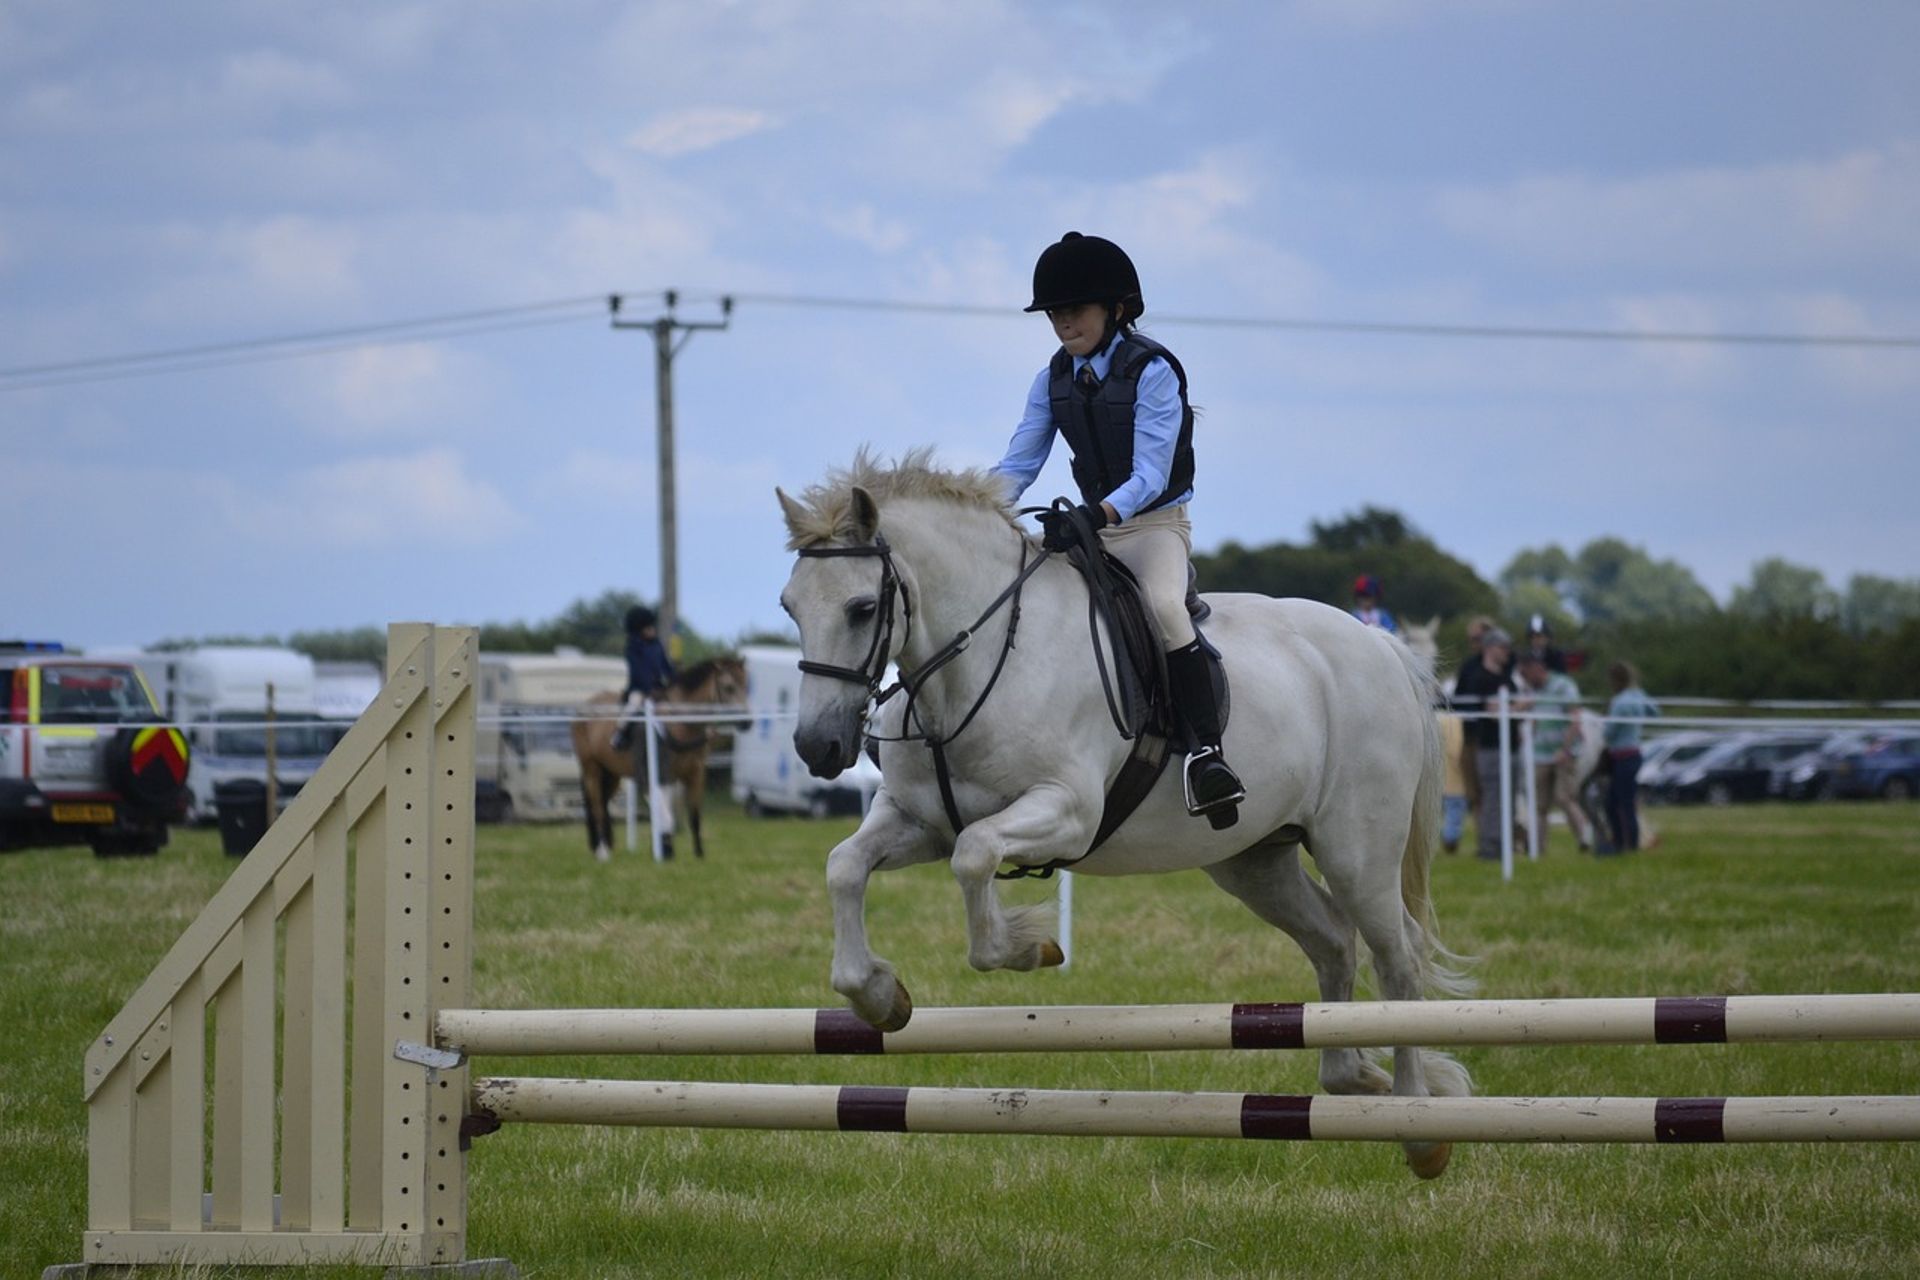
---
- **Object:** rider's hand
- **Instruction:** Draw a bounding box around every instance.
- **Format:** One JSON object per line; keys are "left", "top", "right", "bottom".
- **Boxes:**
{"left": 1038, "top": 503, "right": 1109, "bottom": 553}
{"left": 1038, "top": 510, "right": 1077, "bottom": 552}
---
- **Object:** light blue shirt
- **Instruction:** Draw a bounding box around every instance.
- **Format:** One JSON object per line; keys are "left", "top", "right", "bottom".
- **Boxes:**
{"left": 1604, "top": 686, "right": 1661, "bottom": 749}
{"left": 989, "top": 332, "right": 1193, "bottom": 523}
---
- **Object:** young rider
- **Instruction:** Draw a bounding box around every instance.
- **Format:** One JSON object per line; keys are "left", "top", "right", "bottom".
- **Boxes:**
{"left": 612, "top": 605, "right": 674, "bottom": 752}
{"left": 990, "top": 231, "right": 1245, "bottom": 826}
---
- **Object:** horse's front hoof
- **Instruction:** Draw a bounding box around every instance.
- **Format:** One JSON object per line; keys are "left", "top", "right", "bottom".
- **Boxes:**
{"left": 872, "top": 982, "right": 914, "bottom": 1033}
{"left": 1038, "top": 940, "right": 1066, "bottom": 968}
{"left": 1405, "top": 1141, "right": 1452, "bottom": 1180}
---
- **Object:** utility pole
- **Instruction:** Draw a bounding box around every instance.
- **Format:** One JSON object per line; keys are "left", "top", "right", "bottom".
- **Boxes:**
{"left": 610, "top": 291, "right": 732, "bottom": 654}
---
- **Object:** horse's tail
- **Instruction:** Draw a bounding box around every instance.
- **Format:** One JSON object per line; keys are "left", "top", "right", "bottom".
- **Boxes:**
{"left": 1392, "top": 637, "right": 1477, "bottom": 1000}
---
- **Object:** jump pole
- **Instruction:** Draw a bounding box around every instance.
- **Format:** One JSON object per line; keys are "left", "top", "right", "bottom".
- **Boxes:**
{"left": 469, "top": 1079, "right": 1920, "bottom": 1146}
{"left": 436, "top": 994, "right": 1920, "bottom": 1058}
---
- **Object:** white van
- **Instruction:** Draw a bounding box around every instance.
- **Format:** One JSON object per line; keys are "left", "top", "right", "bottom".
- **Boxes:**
{"left": 138, "top": 647, "right": 328, "bottom": 824}
{"left": 313, "top": 660, "right": 383, "bottom": 749}
{"left": 477, "top": 650, "right": 627, "bottom": 822}
{"left": 732, "top": 644, "right": 881, "bottom": 817}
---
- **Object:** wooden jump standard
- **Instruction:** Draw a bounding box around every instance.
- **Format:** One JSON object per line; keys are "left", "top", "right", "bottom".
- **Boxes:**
{"left": 61, "top": 625, "right": 1920, "bottom": 1277}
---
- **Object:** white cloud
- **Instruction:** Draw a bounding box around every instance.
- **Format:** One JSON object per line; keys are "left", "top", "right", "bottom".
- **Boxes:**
{"left": 290, "top": 341, "right": 489, "bottom": 436}
{"left": 230, "top": 215, "right": 361, "bottom": 302}
{"left": 242, "top": 448, "right": 521, "bottom": 548}
{"left": 627, "top": 107, "right": 776, "bottom": 158}
{"left": 219, "top": 49, "right": 353, "bottom": 108}
{"left": 539, "top": 449, "right": 652, "bottom": 506}
{"left": 1434, "top": 144, "right": 1920, "bottom": 271}
{"left": 822, "top": 204, "right": 912, "bottom": 254}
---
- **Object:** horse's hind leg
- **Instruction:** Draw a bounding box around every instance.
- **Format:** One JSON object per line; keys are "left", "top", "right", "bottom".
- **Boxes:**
{"left": 688, "top": 764, "right": 707, "bottom": 858}
{"left": 1316, "top": 819, "right": 1468, "bottom": 1179}
{"left": 581, "top": 765, "right": 610, "bottom": 862}
{"left": 1204, "top": 838, "right": 1389, "bottom": 1096}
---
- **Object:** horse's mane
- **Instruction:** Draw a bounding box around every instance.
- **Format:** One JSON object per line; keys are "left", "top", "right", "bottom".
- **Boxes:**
{"left": 666, "top": 654, "right": 739, "bottom": 694}
{"left": 782, "top": 446, "right": 1021, "bottom": 550}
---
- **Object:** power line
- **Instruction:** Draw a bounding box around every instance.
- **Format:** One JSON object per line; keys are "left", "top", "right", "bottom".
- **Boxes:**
{"left": 1, "top": 294, "right": 607, "bottom": 379}
{"left": 701, "top": 290, "right": 1920, "bottom": 350}
{"left": 7, "top": 288, "right": 1916, "bottom": 395}
{"left": 0, "top": 309, "right": 602, "bottom": 393}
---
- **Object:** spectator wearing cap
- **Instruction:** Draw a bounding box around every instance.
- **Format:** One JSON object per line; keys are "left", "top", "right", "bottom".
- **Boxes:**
{"left": 1350, "top": 574, "right": 1398, "bottom": 634}
{"left": 1451, "top": 625, "right": 1521, "bottom": 860}
{"left": 1524, "top": 614, "right": 1568, "bottom": 673}
{"left": 1516, "top": 650, "right": 1589, "bottom": 851}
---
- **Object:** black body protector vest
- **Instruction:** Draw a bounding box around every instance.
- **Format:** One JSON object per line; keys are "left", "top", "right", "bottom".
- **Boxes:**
{"left": 1048, "top": 333, "right": 1196, "bottom": 518}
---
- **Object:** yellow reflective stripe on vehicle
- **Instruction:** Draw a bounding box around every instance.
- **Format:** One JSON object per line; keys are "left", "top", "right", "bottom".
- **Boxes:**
{"left": 26, "top": 669, "right": 39, "bottom": 722}
{"left": 132, "top": 725, "right": 189, "bottom": 759}
{"left": 132, "top": 668, "right": 163, "bottom": 716}
{"left": 39, "top": 727, "right": 95, "bottom": 739}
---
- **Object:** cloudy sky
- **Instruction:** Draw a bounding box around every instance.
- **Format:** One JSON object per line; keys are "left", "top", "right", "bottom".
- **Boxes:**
{"left": 6, "top": 1, "right": 1917, "bottom": 650}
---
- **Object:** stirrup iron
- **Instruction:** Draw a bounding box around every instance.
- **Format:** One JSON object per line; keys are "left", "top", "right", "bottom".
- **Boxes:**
{"left": 1182, "top": 746, "right": 1245, "bottom": 829}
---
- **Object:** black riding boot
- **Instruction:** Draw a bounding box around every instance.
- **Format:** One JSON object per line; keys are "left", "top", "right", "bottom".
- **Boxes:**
{"left": 1167, "top": 639, "right": 1244, "bottom": 829}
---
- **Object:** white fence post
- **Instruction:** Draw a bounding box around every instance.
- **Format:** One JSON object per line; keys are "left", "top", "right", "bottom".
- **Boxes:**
{"left": 1497, "top": 688, "right": 1514, "bottom": 882}
{"left": 644, "top": 699, "right": 668, "bottom": 862}
{"left": 1057, "top": 871, "right": 1073, "bottom": 970}
{"left": 623, "top": 779, "right": 639, "bottom": 853}
{"left": 1521, "top": 717, "right": 1540, "bottom": 861}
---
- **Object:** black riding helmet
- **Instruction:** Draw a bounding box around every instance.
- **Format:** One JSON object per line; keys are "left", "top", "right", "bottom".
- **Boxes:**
{"left": 625, "top": 605, "right": 657, "bottom": 633}
{"left": 1025, "top": 232, "right": 1144, "bottom": 319}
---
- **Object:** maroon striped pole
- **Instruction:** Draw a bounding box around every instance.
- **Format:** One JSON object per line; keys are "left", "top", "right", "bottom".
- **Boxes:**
{"left": 468, "top": 1078, "right": 1920, "bottom": 1145}
{"left": 437, "top": 994, "right": 1920, "bottom": 1058}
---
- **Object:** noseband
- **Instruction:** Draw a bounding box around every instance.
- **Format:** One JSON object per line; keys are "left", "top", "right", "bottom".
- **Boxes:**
{"left": 793, "top": 534, "right": 912, "bottom": 699}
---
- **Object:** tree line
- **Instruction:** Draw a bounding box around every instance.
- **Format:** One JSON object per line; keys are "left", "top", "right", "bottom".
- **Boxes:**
{"left": 1192, "top": 507, "right": 1920, "bottom": 701}
{"left": 150, "top": 507, "right": 1920, "bottom": 701}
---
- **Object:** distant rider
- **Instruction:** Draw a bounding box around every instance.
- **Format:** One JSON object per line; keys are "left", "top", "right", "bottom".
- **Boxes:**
{"left": 612, "top": 605, "right": 674, "bottom": 752}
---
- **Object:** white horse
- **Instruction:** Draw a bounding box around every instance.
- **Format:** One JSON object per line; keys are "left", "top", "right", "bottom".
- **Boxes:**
{"left": 776, "top": 451, "right": 1475, "bottom": 1179}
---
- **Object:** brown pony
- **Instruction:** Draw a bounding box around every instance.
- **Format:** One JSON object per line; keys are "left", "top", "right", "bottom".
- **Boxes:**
{"left": 570, "top": 654, "right": 748, "bottom": 862}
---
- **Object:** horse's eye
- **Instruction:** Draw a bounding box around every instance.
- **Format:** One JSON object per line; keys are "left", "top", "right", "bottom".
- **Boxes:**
{"left": 845, "top": 599, "right": 878, "bottom": 625}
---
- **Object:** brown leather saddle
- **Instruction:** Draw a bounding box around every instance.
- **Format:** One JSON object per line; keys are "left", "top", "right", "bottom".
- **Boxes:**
{"left": 998, "top": 536, "right": 1228, "bottom": 877}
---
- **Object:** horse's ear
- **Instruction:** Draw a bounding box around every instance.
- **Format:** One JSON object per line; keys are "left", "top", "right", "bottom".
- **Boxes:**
{"left": 776, "top": 487, "right": 809, "bottom": 538}
{"left": 849, "top": 486, "right": 880, "bottom": 543}
{"left": 1426, "top": 616, "right": 1442, "bottom": 634}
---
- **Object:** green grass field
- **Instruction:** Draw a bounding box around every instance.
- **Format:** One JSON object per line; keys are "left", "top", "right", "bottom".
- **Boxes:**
{"left": 5, "top": 800, "right": 1918, "bottom": 1279}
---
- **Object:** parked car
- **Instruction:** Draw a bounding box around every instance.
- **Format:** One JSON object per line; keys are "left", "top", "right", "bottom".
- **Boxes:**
{"left": 0, "top": 642, "right": 191, "bottom": 855}
{"left": 1654, "top": 732, "right": 1829, "bottom": 806}
{"left": 1636, "top": 732, "right": 1724, "bottom": 798}
{"left": 1826, "top": 733, "right": 1920, "bottom": 800}
{"left": 1769, "top": 730, "right": 1876, "bottom": 801}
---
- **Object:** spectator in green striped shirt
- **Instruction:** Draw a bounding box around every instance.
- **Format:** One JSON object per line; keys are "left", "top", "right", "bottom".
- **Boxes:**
{"left": 1518, "top": 651, "right": 1590, "bottom": 851}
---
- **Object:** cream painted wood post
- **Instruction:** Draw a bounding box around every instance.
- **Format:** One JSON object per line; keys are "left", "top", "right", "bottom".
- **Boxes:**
{"left": 72, "top": 623, "right": 478, "bottom": 1270}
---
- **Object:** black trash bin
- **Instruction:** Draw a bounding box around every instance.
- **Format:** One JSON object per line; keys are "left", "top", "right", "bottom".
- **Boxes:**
{"left": 214, "top": 778, "right": 269, "bottom": 858}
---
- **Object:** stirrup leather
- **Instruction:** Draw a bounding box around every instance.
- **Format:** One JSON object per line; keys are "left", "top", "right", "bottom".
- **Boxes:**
{"left": 1182, "top": 745, "right": 1246, "bottom": 816}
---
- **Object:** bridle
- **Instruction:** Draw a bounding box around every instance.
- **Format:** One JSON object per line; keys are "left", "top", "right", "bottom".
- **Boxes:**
{"left": 794, "top": 535, "right": 913, "bottom": 697}
{"left": 792, "top": 525, "right": 1052, "bottom": 837}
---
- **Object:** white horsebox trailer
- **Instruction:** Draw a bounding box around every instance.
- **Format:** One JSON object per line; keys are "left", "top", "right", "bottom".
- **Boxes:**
{"left": 732, "top": 644, "right": 881, "bottom": 817}
{"left": 477, "top": 649, "right": 627, "bottom": 822}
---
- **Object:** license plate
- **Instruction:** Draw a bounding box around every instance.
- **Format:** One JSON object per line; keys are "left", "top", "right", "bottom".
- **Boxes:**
{"left": 52, "top": 802, "right": 115, "bottom": 824}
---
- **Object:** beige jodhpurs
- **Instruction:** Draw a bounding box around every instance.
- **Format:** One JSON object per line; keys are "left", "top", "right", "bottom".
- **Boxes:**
{"left": 1098, "top": 503, "right": 1196, "bottom": 650}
